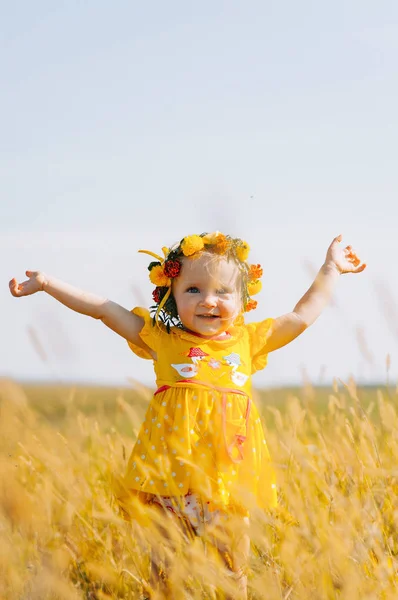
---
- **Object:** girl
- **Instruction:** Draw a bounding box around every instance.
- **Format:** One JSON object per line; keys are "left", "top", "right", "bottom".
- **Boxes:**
{"left": 9, "top": 232, "right": 365, "bottom": 599}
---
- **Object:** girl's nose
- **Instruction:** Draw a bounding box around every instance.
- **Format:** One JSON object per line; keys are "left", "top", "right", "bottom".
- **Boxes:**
{"left": 200, "top": 294, "right": 217, "bottom": 308}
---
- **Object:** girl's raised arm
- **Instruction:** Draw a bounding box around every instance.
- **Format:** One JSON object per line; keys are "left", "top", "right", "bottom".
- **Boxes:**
{"left": 9, "top": 271, "right": 153, "bottom": 356}
{"left": 265, "top": 235, "right": 366, "bottom": 353}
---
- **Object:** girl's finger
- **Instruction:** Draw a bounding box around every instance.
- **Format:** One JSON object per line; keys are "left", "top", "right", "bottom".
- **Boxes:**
{"left": 353, "top": 263, "right": 367, "bottom": 273}
{"left": 9, "top": 280, "right": 21, "bottom": 296}
{"left": 346, "top": 251, "right": 359, "bottom": 262}
{"left": 328, "top": 234, "right": 343, "bottom": 251}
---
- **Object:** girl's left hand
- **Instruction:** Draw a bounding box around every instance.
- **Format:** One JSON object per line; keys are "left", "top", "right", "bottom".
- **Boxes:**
{"left": 325, "top": 234, "right": 367, "bottom": 274}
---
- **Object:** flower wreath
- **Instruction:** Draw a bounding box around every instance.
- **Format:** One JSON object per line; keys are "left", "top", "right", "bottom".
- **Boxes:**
{"left": 139, "top": 232, "right": 263, "bottom": 331}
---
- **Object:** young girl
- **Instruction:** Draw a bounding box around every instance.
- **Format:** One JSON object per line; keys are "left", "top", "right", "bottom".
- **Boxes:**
{"left": 9, "top": 231, "right": 365, "bottom": 599}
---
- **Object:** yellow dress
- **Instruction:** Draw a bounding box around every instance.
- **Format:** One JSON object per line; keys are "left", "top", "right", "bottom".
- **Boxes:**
{"left": 121, "top": 308, "right": 277, "bottom": 516}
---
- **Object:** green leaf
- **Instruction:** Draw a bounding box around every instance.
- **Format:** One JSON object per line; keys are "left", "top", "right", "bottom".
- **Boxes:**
{"left": 148, "top": 261, "right": 161, "bottom": 271}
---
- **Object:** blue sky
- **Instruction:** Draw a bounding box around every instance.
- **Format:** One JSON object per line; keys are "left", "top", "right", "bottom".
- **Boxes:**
{"left": 2, "top": 1, "right": 398, "bottom": 387}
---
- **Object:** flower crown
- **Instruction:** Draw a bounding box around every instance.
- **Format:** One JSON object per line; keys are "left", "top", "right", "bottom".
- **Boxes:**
{"left": 139, "top": 232, "right": 263, "bottom": 331}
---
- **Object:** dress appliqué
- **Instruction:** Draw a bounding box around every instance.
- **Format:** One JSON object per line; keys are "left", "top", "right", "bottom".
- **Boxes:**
{"left": 208, "top": 358, "right": 221, "bottom": 369}
{"left": 171, "top": 363, "right": 200, "bottom": 377}
{"left": 186, "top": 347, "right": 209, "bottom": 362}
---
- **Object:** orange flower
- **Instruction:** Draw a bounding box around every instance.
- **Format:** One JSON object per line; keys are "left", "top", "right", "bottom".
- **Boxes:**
{"left": 245, "top": 299, "right": 258, "bottom": 312}
{"left": 213, "top": 235, "right": 231, "bottom": 254}
{"left": 249, "top": 263, "right": 263, "bottom": 281}
{"left": 203, "top": 232, "right": 231, "bottom": 254}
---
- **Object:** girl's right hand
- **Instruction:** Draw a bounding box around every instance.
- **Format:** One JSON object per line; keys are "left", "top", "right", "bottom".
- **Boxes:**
{"left": 9, "top": 271, "right": 47, "bottom": 297}
{"left": 8, "top": 270, "right": 153, "bottom": 356}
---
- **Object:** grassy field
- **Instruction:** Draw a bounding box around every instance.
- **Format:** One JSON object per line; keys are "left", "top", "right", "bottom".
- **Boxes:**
{"left": 1, "top": 377, "right": 398, "bottom": 599}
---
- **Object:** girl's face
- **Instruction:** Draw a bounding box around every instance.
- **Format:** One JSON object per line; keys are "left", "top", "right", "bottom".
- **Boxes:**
{"left": 172, "top": 253, "right": 241, "bottom": 338}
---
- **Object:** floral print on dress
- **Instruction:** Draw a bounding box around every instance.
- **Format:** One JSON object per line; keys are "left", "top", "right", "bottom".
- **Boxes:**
{"left": 208, "top": 358, "right": 221, "bottom": 369}
{"left": 172, "top": 349, "right": 249, "bottom": 385}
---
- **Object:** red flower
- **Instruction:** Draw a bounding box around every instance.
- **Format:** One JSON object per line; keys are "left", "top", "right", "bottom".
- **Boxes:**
{"left": 152, "top": 286, "right": 169, "bottom": 304}
{"left": 152, "top": 287, "right": 162, "bottom": 303}
{"left": 163, "top": 259, "right": 181, "bottom": 278}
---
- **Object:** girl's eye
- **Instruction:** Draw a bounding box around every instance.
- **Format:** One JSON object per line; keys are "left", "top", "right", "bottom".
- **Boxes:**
{"left": 187, "top": 286, "right": 199, "bottom": 293}
{"left": 217, "top": 289, "right": 227, "bottom": 294}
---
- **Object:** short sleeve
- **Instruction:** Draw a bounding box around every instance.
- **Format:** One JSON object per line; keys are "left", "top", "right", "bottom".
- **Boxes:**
{"left": 246, "top": 318, "right": 274, "bottom": 374}
{"left": 127, "top": 307, "right": 163, "bottom": 360}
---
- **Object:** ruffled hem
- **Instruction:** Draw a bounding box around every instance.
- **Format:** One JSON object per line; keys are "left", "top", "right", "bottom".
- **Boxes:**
{"left": 127, "top": 307, "right": 164, "bottom": 359}
{"left": 246, "top": 318, "right": 274, "bottom": 373}
{"left": 113, "top": 486, "right": 254, "bottom": 527}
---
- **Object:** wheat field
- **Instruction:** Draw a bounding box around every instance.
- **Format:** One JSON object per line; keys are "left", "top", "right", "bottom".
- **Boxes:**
{"left": 1, "top": 377, "right": 397, "bottom": 599}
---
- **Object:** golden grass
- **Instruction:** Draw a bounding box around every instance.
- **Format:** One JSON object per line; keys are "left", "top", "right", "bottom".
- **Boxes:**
{"left": 1, "top": 377, "right": 398, "bottom": 599}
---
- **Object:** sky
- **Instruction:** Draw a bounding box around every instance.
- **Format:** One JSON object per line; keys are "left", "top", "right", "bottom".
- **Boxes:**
{"left": 2, "top": 1, "right": 398, "bottom": 389}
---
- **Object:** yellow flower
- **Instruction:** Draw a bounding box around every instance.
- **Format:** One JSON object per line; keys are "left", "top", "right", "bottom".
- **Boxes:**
{"left": 248, "top": 280, "right": 262, "bottom": 295}
{"left": 236, "top": 241, "right": 250, "bottom": 262}
{"left": 181, "top": 235, "right": 204, "bottom": 256}
{"left": 149, "top": 265, "right": 171, "bottom": 287}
